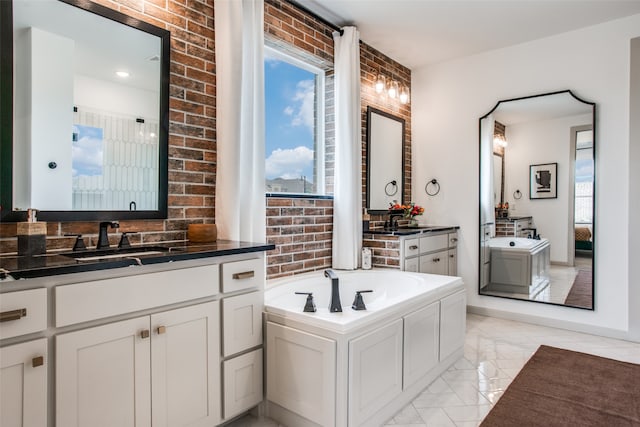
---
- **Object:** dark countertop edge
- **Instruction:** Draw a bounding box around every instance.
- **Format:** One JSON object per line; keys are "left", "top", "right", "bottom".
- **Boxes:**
{"left": 2, "top": 242, "right": 275, "bottom": 280}
{"left": 364, "top": 225, "right": 460, "bottom": 236}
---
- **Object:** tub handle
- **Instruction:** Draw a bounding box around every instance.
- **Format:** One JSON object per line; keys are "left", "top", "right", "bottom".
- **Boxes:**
{"left": 294, "top": 292, "right": 316, "bottom": 313}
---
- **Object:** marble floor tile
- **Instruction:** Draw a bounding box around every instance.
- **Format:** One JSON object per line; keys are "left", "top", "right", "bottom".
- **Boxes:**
{"left": 228, "top": 313, "right": 640, "bottom": 427}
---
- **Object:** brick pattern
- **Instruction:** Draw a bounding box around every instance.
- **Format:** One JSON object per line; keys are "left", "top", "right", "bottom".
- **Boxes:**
{"left": 266, "top": 197, "right": 333, "bottom": 278}
{"left": 363, "top": 234, "right": 401, "bottom": 268}
{"left": 0, "top": 0, "right": 216, "bottom": 255}
{"left": 263, "top": 0, "right": 412, "bottom": 278}
{"left": 360, "top": 44, "right": 412, "bottom": 227}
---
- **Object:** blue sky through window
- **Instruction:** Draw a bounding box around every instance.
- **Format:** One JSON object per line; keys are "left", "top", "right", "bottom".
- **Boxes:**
{"left": 264, "top": 55, "right": 316, "bottom": 184}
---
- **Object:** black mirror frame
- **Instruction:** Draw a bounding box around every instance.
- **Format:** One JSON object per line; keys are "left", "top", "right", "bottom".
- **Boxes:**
{"left": 477, "top": 89, "right": 596, "bottom": 310}
{"left": 0, "top": 0, "right": 170, "bottom": 222}
{"left": 365, "top": 106, "right": 406, "bottom": 215}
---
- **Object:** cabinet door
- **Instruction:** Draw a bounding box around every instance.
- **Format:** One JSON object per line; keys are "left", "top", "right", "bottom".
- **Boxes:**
{"left": 0, "top": 338, "right": 47, "bottom": 427}
{"left": 420, "top": 249, "right": 449, "bottom": 275}
{"left": 349, "top": 319, "right": 403, "bottom": 427}
{"left": 448, "top": 249, "right": 457, "bottom": 276}
{"left": 222, "top": 291, "right": 262, "bottom": 357}
{"left": 404, "top": 256, "right": 419, "bottom": 272}
{"left": 151, "top": 301, "right": 220, "bottom": 427}
{"left": 57, "top": 317, "right": 151, "bottom": 427}
{"left": 440, "top": 290, "right": 466, "bottom": 362}
{"left": 266, "top": 322, "right": 336, "bottom": 427}
{"left": 223, "top": 349, "right": 263, "bottom": 420}
{"left": 403, "top": 303, "right": 439, "bottom": 389}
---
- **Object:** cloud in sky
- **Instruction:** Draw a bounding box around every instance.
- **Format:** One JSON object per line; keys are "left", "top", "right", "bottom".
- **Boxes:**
{"left": 266, "top": 146, "right": 313, "bottom": 179}
{"left": 286, "top": 79, "right": 314, "bottom": 131}
{"left": 72, "top": 125, "right": 103, "bottom": 177}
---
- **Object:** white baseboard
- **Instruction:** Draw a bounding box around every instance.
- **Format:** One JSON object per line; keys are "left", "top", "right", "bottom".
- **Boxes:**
{"left": 467, "top": 305, "right": 634, "bottom": 342}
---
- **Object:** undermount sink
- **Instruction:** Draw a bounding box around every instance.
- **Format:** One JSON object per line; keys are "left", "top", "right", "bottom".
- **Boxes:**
{"left": 61, "top": 246, "right": 178, "bottom": 262}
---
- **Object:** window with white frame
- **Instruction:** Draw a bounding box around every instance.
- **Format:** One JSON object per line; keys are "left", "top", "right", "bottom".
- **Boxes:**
{"left": 264, "top": 46, "right": 326, "bottom": 195}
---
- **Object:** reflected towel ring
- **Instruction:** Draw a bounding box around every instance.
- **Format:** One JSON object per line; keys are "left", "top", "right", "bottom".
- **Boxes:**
{"left": 385, "top": 180, "right": 398, "bottom": 196}
{"left": 425, "top": 179, "right": 440, "bottom": 196}
{"left": 513, "top": 189, "right": 522, "bottom": 200}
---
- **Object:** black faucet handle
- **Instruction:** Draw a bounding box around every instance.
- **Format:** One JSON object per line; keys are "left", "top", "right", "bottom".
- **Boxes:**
{"left": 295, "top": 292, "right": 317, "bottom": 312}
{"left": 65, "top": 234, "right": 87, "bottom": 251}
{"left": 352, "top": 290, "right": 373, "bottom": 311}
{"left": 118, "top": 231, "right": 138, "bottom": 249}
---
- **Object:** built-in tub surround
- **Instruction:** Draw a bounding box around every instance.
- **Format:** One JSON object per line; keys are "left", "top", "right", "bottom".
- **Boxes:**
{"left": 264, "top": 269, "right": 466, "bottom": 427}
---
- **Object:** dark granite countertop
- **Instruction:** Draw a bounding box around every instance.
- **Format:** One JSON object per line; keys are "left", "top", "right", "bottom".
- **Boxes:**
{"left": 495, "top": 216, "right": 532, "bottom": 221}
{"left": 364, "top": 225, "right": 459, "bottom": 236}
{"left": 0, "top": 240, "right": 275, "bottom": 280}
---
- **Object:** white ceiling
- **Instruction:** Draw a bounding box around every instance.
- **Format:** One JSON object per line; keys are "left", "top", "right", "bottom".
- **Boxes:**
{"left": 297, "top": 0, "right": 640, "bottom": 69}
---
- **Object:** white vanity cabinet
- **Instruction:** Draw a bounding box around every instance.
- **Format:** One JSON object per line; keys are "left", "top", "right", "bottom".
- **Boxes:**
{"left": 0, "top": 247, "right": 270, "bottom": 427}
{"left": 56, "top": 301, "right": 220, "bottom": 427}
{"left": 0, "top": 338, "right": 48, "bottom": 427}
{"left": 403, "top": 231, "right": 458, "bottom": 275}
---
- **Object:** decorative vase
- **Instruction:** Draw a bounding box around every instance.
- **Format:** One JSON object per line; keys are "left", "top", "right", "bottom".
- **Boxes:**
{"left": 408, "top": 217, "right": 419, "bottom": 227}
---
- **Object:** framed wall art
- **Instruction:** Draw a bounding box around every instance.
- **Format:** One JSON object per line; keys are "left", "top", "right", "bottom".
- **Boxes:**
{"left": 530, "top": 162, "right": 557, "bottom": 199}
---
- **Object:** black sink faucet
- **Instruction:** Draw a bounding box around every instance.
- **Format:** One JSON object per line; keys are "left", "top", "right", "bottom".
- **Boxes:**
{"left": 97, "top": 221, "right": 119, "bottom": 249}
{"left": 324, "top": 269, "right": 342, "bottom": 312}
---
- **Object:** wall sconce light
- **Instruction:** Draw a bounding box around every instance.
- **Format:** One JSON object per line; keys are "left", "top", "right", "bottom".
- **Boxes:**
{"left": 494, "top": 134, "right": 508, "bottom": 148}
{"left": 375, "top": 74, "right": 386, "bottom": 94}
{"left": 374, "top": 73, "right": 410, "bottom": 104}
{"left": 399, "top": 85, "right": 410, "bottom": 104}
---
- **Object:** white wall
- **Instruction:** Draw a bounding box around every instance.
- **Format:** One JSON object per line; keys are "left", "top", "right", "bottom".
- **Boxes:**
{"left": 412, "top": 14, "right": 640, "bottom": 336}
{"left": 504, "top": 113, "right": 591, "bottom": 263}
{"left": 74, "top": 75, "right": 158, "bottom": 119}
{"left": 629, "top": 37, "right": 640, "bottom": 341}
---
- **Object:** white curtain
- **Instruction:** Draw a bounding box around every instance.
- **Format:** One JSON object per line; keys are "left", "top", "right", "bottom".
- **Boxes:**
{"left": 214, "top": 0, "right": 265, "bottom": 242}
{"left": 480, "top": 114, "right": 496, "bottom": 234}
{"left": 332, "top": 27, "right": 362, "bottom": 269}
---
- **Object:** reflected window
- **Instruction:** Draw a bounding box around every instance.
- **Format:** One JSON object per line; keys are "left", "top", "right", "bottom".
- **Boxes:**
{"left": 575, "top": 130, "right": 593, "bottom": 224}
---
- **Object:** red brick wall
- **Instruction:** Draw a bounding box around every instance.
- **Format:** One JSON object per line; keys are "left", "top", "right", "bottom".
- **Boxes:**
{"left": 0, "top": 0, "right": 216, "bottom": 253}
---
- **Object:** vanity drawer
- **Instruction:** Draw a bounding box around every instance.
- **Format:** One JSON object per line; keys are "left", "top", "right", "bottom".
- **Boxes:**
{"left": 403, "top": 238, "right": 420, "bottom": 258}
{"left": 221, "top": 258, "right": 264, "bottom": 293}
{"left": 0, "top": 288, "right": 47, "bottom": 340}
{"left": 222, "top": 291, "right": 262, "bottom": 357}
{"left": 448, "top": 232, "right": 458, "bottom": 248}
{"left": 55, "top": 264, "right": 219, "bottom": 327}
{"left": 419, "top": 234, "right": 448, "bottom": 254}
{"left": 222, "top": 348, "right": 263, "bottom": 420}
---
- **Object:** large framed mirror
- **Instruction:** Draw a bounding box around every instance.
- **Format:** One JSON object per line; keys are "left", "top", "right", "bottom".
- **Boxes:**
{"left": 479, "top": 90, "right": 595, "bottom": 310}
{"left": 0, "top": 0, "right": 170, "bottom": 222}
{"left": 366, "top": 106, "right": 405, "bottom": 214}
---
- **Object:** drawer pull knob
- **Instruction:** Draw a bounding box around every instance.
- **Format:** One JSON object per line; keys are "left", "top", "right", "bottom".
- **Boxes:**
{"left": 433, "top": 257, "right": 440, "bottom": 262}
{"left": 32, "top": 356, "right": 44, "bottom": 368}
{"left": 140, "top": 329, "right": 150, "bottom": 339}
{"left": 157, "top": 326, "right": 166, "bottom": 335}
{"left": 409, "top": 245, "right": 418, "bottom": 250}
{"left": 232, "top": 271, "right": 255, "bottom": 280}
{"left": 451, "top": 238, "right": 458, "bottom": 242}
{"left": 0, "top": 308, "right": 27, "bottom": 322}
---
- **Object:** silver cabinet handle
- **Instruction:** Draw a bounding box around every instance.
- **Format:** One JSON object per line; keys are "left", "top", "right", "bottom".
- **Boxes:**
{"left": 232, "top": 271, "right": 255, "bottom": 280}
{"left": 409, "top": 245, "right": 419, "bottom": 250}
{"left": 0, "top": 308, "right": 27, "bottom": 322}
{"left": 450, "top": 237, "right": 458, "bottom": 242}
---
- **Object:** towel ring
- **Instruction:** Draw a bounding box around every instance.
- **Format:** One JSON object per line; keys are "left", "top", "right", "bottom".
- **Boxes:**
{"left": 513, "top": 189, "right": 522, "bottom": 200}
{"left": 385, "top": 180, "right": 398, "bottom": 196}
{"left": 425, "top": 179, "right": 441, "bottom": 196}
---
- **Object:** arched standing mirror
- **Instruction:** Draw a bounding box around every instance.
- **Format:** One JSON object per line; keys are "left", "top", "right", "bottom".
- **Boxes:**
{"left": 0, "top": 0, "right": 170, "bottom": 222}
{"left": 479, "top": 90, "right": 595, "bottom": 310}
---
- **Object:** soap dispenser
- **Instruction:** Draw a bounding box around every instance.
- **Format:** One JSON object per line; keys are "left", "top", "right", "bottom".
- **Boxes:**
{"left": 362, "top": 247, "right": 372, "bottom": 270}
{"left": 17, "top": 209, "right": 47, "bottom": 256}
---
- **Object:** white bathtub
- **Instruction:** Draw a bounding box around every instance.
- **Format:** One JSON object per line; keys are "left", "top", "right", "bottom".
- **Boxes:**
{"left": 265, "top": 269, "right": 463, "bottom": 333}
{"left": 264, "top": 269, "right": 466, "bottom": 427}
{"left": 488, "top": 237, "right": 550, "bottom": 292}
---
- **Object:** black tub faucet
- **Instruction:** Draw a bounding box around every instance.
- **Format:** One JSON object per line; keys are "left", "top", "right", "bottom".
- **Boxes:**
{"left": 97, "top": 221, "right": 119, "bottom": 249}
{"left": 324, "top": 269, "right": 342, "bottom": 312}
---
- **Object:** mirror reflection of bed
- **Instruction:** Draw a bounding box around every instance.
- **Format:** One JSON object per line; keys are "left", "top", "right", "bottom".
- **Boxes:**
{"left": 479, "top": 91, "right": 594, "bottom": 310}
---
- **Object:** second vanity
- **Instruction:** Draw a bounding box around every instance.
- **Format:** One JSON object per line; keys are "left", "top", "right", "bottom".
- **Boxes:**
{"left": 0, "top": 241, "right": 273, "bottom": 427}
{"left": 363, "top": 226, "right": 459, "bottom": 275}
